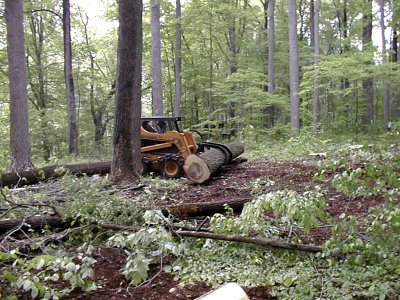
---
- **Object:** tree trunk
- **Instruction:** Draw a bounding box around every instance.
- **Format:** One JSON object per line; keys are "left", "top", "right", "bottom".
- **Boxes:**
{"left": 184, "top": 142, "right": 244, "bottom": 184}
{"left": 380, "top": 0, "right": 390, "bottom": 131}
{"left": 151, "top": 0, "right": 164, "bottom": 116}
{"left": 0, "top": 161, "right": 112, "bottom": 188}
{"left": 27, "top": 11, "right": 51, "bottom": 162}
{"left": 63, "top": 0, "right": 79, "bottom": 155}
{"left": 288, "top": 0, "right": 300, "bottom": 132}
{"left": 174, "top": 0, "right": 182, "bottom": 117}
{"left": 362, "top": 0, "right": 374, "bottom": 125}
{"left": 268, "top": 0, "right": 275, "bottom": 94}
{"left": 5, "top": 0, "right": 34, "bottom": 172}
{"left": 111, "top": 0, "right": 143, "bottom": 182}
{"left": 312, "top": 0, "right": 320, "bottom": 135}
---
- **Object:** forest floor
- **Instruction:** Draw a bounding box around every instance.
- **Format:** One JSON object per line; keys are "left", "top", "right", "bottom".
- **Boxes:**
{"left": 64, "top": 158, "right": 386, "bottom": 300}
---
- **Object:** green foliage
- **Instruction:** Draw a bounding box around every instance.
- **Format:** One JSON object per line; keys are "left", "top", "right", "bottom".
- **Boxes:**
{"left": 211, "top": 188, "right": 328, "bottom": 237}
{"left": 0, "top": 249, "right": 97, "bottom": 299}
{"left": 107, "top": 216, "right": 181, "bottom": 285}
{"left": 62, "top": 175, "right": 144, "bottom": 226}
{"left": 315, "top": 144, "right": 400, "bottom": 199}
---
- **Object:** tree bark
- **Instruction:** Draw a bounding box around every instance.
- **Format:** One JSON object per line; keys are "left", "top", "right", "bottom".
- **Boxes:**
{"left": 111, "top": 0, "right": 143, "bottom": 182}
{"left": 184, "top": 142, "right": 244, "bottom": 184}
{"left": 5, "top": 0, "right": 34, "bottom": 172}
{"left": 288, "top": 0, "right": 300, "bottom": 132}
{"left": 63, "top": 0, "right": 79, "bottom": 155}
{"left": 151, "top": 0, "right": 164, "bottom": 116}
{"left": 174, "top": 0, "right": 182, "bottom": 117}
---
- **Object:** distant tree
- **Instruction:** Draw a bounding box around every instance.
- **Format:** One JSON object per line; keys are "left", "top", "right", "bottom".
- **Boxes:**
{"left": 288, "top": 0, "right": 300, "bottom": 131}
{"left": 312, "top": 0, "right": 320, "bottom": 134}
{"left": 268, "top": 0, "right": 275, "bottom": 94}
{"left": 63, "top": 0, "right": 78, "bottom": 155}
{"left": 111, "top": 0, "right": 143, "bottom": 181}
{"left": 174, "top": 0, "right": 182, "bottom": 117}
{"left": 380, "top": 0, "right": 389, "bottom": 131}
{"left": 362, "top": 0, "right": 374, "bottom": 125}
{"left": 5, "top": 0, "right": 34, "bottom": 171}
{"left": 151, "top": 0, "right": 163, "bottom": 116}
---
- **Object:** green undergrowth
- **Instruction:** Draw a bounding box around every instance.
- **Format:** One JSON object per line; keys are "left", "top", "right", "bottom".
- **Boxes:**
{"left": 1, "top": 136, "right": 400, "bottom": 299}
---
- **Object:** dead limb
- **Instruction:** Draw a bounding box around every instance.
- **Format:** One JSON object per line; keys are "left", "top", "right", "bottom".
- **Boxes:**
{"left": 171, "top": 230, "right": 323, "bottom": 252}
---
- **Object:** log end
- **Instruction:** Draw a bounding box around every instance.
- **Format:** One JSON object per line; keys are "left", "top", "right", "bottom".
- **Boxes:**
{"left": 183, "top": 154, "right": 211, "bottom": 184}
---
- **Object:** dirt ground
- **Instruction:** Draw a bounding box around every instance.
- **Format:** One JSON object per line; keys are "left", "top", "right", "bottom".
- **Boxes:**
{"left": 65, "top": 159, "right": 385, "bottom": 300}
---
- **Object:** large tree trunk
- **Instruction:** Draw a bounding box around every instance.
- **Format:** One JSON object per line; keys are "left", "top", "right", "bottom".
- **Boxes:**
{"left": 174, "top": 0, "right": 182, "bottom": 117}
{"left": 151, "top": 0, "right": 164, "bottom": 116}
{"left": 5, "top": 0, "right": 34, "bottom": 172}
{"left": 184, "top": 142, "right": 244, "bottom": 184}
{"left": 111, "top": 0, "right": 143, "bottom": 182}
{"left": 63, "top": 0, "right": 79, "bottom": 155}
{"left": 288, "top": 0, "right": 300, "bottom": 132}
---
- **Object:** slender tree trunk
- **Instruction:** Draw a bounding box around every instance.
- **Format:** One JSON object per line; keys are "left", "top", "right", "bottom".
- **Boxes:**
{"left": 310, "top": 0, "right": 315, "bottom": 48}
{"left": 268, "top": 0, "right": 275, "bottom": 94}
{"left": 312, "top": 0, "right": 320, "bottom": 135}
{"left": 362, "top": 0, "right": 374, "bottom": 125}
{"left": 28, "top": 12, "right": 51, "bottom": 161}
{"left": 151, "top": 0, "right": 164, "bottom": 116}
{"left": 111, "top": 0, "right": 143, "bottom": 182}
{"left": 174, "top": 0, "right": 182, "bottom": 117}
{"left": 380, "top": 0, "right": 390, "bottom": 131}
{"left": 288, "top": 0, "right": 300, "bottom": 131}
{"left": 5, "top": 0, "right": 34, "bottom": 172}
{"left": 63, "top": 0, "right": 78, "bottom": 155}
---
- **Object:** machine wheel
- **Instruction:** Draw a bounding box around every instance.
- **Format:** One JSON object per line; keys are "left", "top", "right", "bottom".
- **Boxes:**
{"left": 163, "top": 160, "right": 180, "bottom": 178}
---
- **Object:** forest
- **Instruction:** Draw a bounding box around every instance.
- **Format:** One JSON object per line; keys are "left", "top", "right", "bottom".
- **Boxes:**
{"left": 0, "top": 0, "right": 400, "bottom": 299}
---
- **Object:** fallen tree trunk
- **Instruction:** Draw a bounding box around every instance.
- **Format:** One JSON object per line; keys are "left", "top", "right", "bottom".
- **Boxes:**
{"left": 0, "top": 161, "right": 111, "bottom": 188}
{"left": 164, "top": 197, "right": 251, "bottom": 218}
{"left": 0, "top": 215, "right": 66, "bottom": 234}
{"left": 184, "top": 142, "right": 245, "bottom": 184}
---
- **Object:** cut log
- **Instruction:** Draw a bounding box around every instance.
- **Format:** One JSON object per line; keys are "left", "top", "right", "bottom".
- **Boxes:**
{"left": 0, "top": 161, "right": 111, "bottom": 188}
{"left": 0, "top": 215, "right": 66, "bottom": 234}
{"left": 164, "top": 197, "right": 251, "bottom": 218}
{"left": 184, "top": 142, "right": 245, "bottom": 184}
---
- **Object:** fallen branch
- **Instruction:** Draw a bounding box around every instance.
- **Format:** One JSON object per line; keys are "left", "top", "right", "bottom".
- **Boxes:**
{"left": 0, "top": 216, "right": 322, "bottom": 253}
{"left": 171, "top": 230, "right": 323, "bottom": 253}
